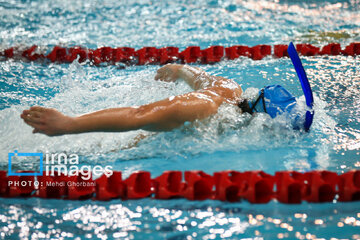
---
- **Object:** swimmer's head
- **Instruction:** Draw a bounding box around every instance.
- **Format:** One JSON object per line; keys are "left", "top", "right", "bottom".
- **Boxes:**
{"left": 238, "top": 85, "right": 304, "bottom": 129}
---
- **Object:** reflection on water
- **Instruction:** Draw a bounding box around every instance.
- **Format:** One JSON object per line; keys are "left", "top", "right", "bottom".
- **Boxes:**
{"left": 1, "top": 198, "right": 360, "bottom": 239}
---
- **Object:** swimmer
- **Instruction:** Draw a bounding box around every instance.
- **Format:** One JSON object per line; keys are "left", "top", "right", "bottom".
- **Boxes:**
{"left": 21, "top": 64, "right": 244, "bottom": 136}
{"left": 21, "top": 43, "right": 314, "bottom": 136}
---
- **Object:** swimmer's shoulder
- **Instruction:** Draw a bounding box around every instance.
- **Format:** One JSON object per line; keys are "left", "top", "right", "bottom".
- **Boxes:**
{"left": 204, "top": 77, "right": 242, "bottom": 104}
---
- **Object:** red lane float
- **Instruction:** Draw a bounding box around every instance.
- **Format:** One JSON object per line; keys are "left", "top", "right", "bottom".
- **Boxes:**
{"left": 95, "top": 171, "right": 123, "bottom": 201}
{"left": 213, "top": 171, "right": 275, "bottom": 203}
{"left": 274, "top": 44, "right": 289, "bottom": 58}
{"left": 66, "top": 172, "right": 95, "bottom": 200}
{"left": 1, "top": 42, "right": 359, "bottom": 66}
{"left": 296, "top": 44, "right": 320, "bottom": 56}
{"left": 303, "top": 171, "right": 338, "bottom": 203}
{"left": 320, "top": 43, "right": 342, "bottom": 55}
{"left": 36, "top": 172, "right": 67, "bottom": 199}
{"left": 338, "top": 170, "right": 360, "bottom": 201}
{"left": 123, "top": 171, "right": 152, "bottom": 199}
{"left": 0, "top": 170, "right": 359, "bottom": 203}
{"left": 182, "top": 171, "right": 214, "bottom": 200}
{"left": 214, "top": 171, "right": 243, "bottom": 202}
{"left": 275, "top": 171, "right": 305, "bottom": 204}
{"left": 153, "top": 170, "right": 184, "bottom": 199}
{"left": 2, "top": 173, "right": 35, "bottom": 198}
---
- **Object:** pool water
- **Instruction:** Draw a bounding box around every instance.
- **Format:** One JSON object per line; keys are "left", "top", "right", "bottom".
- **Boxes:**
{"left": 0, "top": 0, "right": 360, "bottom": 239}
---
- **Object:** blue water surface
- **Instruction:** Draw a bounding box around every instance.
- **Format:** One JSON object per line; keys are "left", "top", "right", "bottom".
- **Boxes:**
{"left": 0, "top": 0, "right": 360, "bottom": 239}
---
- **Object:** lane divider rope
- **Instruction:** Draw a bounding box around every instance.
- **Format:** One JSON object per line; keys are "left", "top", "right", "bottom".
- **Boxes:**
{"left": 1, "top": 170, "right": 359, "bottom": 203}
{"left": 0, "top": 42, "right": 359, "bottom": 66}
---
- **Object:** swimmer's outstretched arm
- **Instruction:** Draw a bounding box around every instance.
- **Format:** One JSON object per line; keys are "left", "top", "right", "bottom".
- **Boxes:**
{"left": 155, "top": 64, "right": 229, "bottom": 90}
{"left": 20, "top": 89, "right": 223, "bottom": 136}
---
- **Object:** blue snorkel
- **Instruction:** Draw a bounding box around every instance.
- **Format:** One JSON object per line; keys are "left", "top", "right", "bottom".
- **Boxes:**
{"left": 287, "top": 42, "right": 314, "bottom": 132}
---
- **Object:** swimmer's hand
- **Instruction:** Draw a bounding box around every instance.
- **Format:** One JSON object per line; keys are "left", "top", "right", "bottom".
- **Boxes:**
{"left": 155, "top": 64, "right": 209, "bottom": 90}
{"left": 154, "top": 64, "right": 183, "bottom": 82}
{"left": 21, "top": 106, "right": 75, "bottom": 136}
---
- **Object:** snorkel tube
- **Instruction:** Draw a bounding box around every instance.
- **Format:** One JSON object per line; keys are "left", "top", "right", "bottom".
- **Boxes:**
{"left": 287, "top": 42, "right": 314, "bottom": 132}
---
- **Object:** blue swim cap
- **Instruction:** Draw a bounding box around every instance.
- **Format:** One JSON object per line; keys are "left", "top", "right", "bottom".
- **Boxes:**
{"left": 249, "top": 85, "right": 302, "bottom": 128}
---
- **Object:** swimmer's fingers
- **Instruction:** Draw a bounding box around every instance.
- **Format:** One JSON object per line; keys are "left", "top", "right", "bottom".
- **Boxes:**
{"left": 30, "top": 111, "right": 43, "bottom": 119}
{"left": 21, "top": 112, "right": 44, "bottom": 124}
{"left": 154, "top": 72, "right": 162, "bottom": 81}
{"left": 155, "top": 70, "right": 175, "bottom": 82}
{"left": 21, "top": 109, "right": 31, "bottom": 119}
{"left": 21, "top": 106, "right": 46, "bottom": 117}
{"left": 32, "top": 128, "right": 43, "bottom": 134}
{"left": 155, "top": 67, "right": 169, "bottom": 81}
{"left": 30, "top": 106, "right": 46, "bottom": 112}
{"left": 21, "top": 107, "right": 45, "bottom": 122}
{"left": 22, "top": 109, "right": 30, "bottom": 115}
{"left": 155, "top": 64, "right": 180, "bottom": 82}
{"left": 25, "top": 119, "right": 52, "bottom": 136}
{"left": 24, "top": 119, "right": 45, "bottom": 131}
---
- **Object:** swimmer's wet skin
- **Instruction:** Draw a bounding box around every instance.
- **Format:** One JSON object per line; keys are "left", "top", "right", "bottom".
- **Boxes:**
{"left": 21, "top": 64, "right": 243, "bottom": 136}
